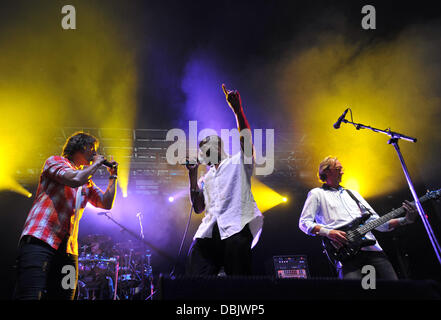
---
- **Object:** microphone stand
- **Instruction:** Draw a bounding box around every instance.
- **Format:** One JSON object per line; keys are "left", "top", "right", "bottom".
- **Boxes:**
{"left": 99, "top": 212, "right": 173, "bottom": 300}
{"left": 340, "top": 118, "right": 441, "bottom": 265}
{"left": 136, "top": 212, "right": 145, "bottom": 240}
{"left": 98, "top": 212, "right": 175, "bottom": 262}
{"left": 136, "top": 212, "right": 150, "bottom": 300}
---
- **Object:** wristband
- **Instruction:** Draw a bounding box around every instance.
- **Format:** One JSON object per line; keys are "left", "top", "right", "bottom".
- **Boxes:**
{"left": 398, "top": 217, "right": 411, "bottom": 226}
{"left": 317, "top": 227, "right": 331, "bottom": 237}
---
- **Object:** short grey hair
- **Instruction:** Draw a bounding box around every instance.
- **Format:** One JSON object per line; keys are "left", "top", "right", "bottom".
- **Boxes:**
{"left": 318, "top": 156, "right": 338, "bottom": 183}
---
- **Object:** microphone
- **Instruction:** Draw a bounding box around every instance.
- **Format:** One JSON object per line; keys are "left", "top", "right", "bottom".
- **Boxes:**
{"left": 180, "top": 158, "right": 199, "bottom": 166}
{"left": 102, "top": 159, "right": 117, "bottom": 168}
{"left": 98, "top": 212, "right": 108, "bottom": 216}
{"left": 333, "top": 108, "right": 349, "bottom": 129}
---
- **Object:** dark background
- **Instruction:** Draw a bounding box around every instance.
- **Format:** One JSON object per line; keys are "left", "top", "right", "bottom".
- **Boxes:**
{"left": 1, "top": 0, "right": 441, "bottom": 299}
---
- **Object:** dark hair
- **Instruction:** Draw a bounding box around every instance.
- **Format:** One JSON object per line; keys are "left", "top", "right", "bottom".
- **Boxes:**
{"left": 62, "top": 132, "right": 98, "bottom": 160}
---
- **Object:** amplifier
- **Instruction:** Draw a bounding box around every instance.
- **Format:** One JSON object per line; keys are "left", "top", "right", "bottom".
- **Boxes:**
{"left": 273, "top": 255, "right": 309, "bottom": 279}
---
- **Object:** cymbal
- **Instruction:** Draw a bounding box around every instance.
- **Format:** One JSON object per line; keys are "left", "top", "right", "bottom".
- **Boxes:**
{"left": 114, "top": 240, "right": 140, "bottom": 249}
{"left": 113, "top": 240, "right": 151, "bottom": 252}
{"left": 81, "top": 234, "right": 112, "bottom": 244}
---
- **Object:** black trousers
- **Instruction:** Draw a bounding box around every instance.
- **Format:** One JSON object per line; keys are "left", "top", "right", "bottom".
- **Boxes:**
{"left": 338, "top": 251, "right": 398, "bottom": 280}
{"left": 186, "top": 223, "right": 253, "bottom": 276}
{"left": 13, "top": 236, "right": 79, "bottom": 300}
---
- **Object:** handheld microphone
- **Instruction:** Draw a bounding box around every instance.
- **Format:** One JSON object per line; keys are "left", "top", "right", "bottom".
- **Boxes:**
{"left": 181, "top": 158, "right": 199, "bottom": 166}
{"left": 333, "top": 108, "right": 349, "bottom": 129}
{"left": 102, "top": 159, "right": 117, "bottom": 168}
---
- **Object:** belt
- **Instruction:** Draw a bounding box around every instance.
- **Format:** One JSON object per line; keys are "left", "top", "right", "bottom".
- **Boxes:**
{"left": 21, "top": 235, "right": 54, "bottom": 251}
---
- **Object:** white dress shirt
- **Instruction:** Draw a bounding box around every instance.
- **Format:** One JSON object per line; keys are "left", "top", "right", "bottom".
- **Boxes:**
{"left": 193, "top": 151, "right": 264, "bottom": 248}
{"left": 299, "top": 186, "right": 392, "bottom": 251}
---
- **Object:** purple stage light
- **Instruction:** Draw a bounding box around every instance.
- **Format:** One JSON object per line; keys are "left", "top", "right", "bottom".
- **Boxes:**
{"left": 80, "top": 179, "right": 193, "bottom": 261}
{"left": 181, "top": 52, "right": 232, "bottom": 134}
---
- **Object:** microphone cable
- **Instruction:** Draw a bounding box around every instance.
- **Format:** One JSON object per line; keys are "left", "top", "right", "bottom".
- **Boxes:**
{"left": 169, "top": 204, "right": 194, "bottom": 278}
{"left": 348, "top": 108, "right": 357, "bottom": 129}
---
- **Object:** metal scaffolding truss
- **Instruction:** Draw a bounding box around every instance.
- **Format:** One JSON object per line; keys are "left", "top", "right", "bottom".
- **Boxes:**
{"left": 16, "top": 127, "right": 311, "bottom": 193}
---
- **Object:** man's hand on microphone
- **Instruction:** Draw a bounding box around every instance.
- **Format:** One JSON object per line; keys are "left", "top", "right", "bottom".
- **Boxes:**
{"left": 186, "top": 157, "right": 205, "bottom": 214}
{"left": 185, "top": 157, "right": 199, "bottom": 173}
{"left": 92, "top": 155, "right": 118, "bottom": 175}
{"left": 106, "top": 155, "right": 118, "bottom": 176}
{"left": 92, "top": 154, "right": 106, "bottom": 166}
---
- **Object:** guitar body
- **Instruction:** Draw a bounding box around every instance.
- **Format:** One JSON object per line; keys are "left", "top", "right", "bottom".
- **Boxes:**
{"left": 322, "top": 214, "right": 376, "bottom": 263}
{"left": 319, "top": 188, "right": 440, "bottom": 264}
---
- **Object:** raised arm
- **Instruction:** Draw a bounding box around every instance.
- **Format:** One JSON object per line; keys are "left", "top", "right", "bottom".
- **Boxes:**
{"left": 222, "top": 84, "right": 253, "bottom": 156}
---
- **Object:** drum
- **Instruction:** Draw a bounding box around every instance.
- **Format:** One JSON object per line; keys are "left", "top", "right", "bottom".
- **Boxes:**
{"left": 77, "top": 234, "right": 118, "bottom": 300}
{"left": 78, "top": 235, "right": 154, "bottom": 299}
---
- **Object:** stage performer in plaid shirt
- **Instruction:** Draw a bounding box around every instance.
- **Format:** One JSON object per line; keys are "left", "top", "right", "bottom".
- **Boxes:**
{"left": 14, "top": 132, "right": 118, "bottom": 300}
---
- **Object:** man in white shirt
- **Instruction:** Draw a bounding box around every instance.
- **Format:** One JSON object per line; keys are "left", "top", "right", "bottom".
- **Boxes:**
{"left": 185, "top": 84, "right": 263, "bottom": 276}
{"left": 299, "top": 156, "right": 417, "bottom": 279}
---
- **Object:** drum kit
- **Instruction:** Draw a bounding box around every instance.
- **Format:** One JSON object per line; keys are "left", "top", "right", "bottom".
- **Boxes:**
{"left": 76, "top": 234, "right": 153, "bottom": 300}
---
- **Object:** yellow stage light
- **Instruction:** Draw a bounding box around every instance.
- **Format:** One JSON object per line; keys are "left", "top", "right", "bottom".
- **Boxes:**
{"left": 0, "top": 2, "right": 137, "bottom": 197}
{"left": 343, "top": 177, "right": 360, "bottom": 193}
{"left": 0, "top": 175, "right": 33, "bottom": 198}
{"left": 251, "top": 177, "right": 287, "bottom": 213}
{"left": 278, "top": 31, "right": 441, "bottom": 197}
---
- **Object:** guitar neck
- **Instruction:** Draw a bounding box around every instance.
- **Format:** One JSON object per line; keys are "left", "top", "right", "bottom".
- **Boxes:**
{"left": 357, "top": 193, "right": 428, "bottom": 235}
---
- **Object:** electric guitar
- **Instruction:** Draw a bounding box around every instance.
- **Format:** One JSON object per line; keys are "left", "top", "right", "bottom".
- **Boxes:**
{"left": 322, "top": 188, "right": 441, "bottom": 263}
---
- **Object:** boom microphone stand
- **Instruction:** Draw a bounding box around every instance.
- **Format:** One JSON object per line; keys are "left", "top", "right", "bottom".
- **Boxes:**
{"left": 99, "top": 212, "right": 173, "bottom": 300}
{"left": 335, "top": 109, "right": 441, "bottom": 265}
{"left": 136, "top": 212, "right": 153, "bottom": 300}
{"left": 98, "top": 211, "right": 174, "bottom": 262}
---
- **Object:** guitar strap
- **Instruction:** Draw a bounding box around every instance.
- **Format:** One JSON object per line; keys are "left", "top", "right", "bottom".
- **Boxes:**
{"left": 322, "top": 184, "right": 374, "bottom": 216}
{"left": 321, "top": 185, "right": 378, "bottom": 269}
{"left": 344, "top": 188, "right": 375, "bottom": 217}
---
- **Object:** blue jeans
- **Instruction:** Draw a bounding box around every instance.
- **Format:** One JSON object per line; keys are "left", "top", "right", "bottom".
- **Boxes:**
{"left": 13, "top": 236, "right": 78, "bottom": 300}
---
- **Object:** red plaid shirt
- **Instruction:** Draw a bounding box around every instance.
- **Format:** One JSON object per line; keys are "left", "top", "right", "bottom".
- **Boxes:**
{"left": 21, "top": 156, "right": 103, "bottom": 252}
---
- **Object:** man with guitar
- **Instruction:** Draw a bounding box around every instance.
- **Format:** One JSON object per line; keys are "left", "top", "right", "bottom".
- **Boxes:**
{"left": 299, "top": 156, "right": 418, "bottom": 279}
